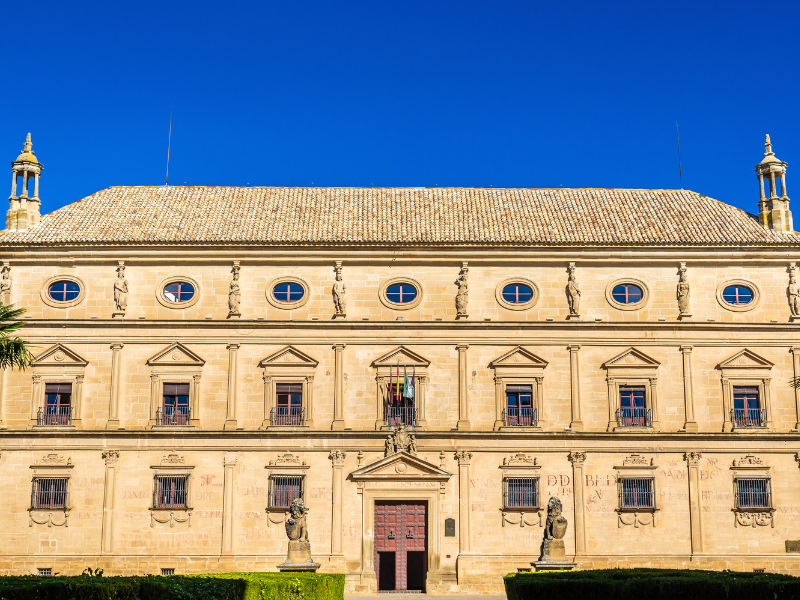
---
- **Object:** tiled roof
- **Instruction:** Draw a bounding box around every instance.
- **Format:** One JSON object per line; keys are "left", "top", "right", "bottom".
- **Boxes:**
{"left": 1, "top": 186, "right": 798, "bottom": 246}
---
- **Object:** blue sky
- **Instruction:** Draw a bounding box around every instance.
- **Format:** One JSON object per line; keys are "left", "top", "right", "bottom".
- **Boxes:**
{"left": 1, "top": 0, "right": 797, "bottom": 217}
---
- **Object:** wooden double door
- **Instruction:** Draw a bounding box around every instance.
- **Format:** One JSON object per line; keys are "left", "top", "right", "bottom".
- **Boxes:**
{"left": 374, "top": 501, "right": 427, "bottom": 592}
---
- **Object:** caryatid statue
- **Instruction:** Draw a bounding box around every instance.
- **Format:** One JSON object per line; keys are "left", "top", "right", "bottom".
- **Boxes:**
{"left": 677, "top": 263, "right": 691, "bottom": 317}
{"left": 566, "top": 263, "right": 581, "bottom": 317}
{"left": 0, "top": 264, "right": 11, "bottom": 305}
{"left": 228, "top": 263, "right": 241, "bottom": 317}
{"left": 455, "top": 264, "right": 469, "bottom": 317}
{"left": 789, "top": 264, "right": 800, "bottom": 318}
{"left": 113, "top": 263, "right": 128, "bottom": 313}
{"left": 332, "top": 262, "right": 346, "bottom": 317}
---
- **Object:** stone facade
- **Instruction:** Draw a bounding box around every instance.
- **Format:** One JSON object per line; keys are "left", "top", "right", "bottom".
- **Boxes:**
{"left": 0, "top": 136, "right": 799, "bottom": 592}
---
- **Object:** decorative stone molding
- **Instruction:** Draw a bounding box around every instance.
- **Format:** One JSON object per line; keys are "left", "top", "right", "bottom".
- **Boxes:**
{"left": 267, "top": 276, "right": 311, "bottom": 310}
{"left": 385, "top": 425, "right": 417, "bottom": 456}
{"left": 605, "top": 277, "right": 650, "bottom": 311}
{"left": 735, "top": 511, "right": 774, "bottom": 528}
{"left": 503, "top": 453, "right": 537, "bottom": 466}
{"left": 502, "top": 511, "right": 542, "bottom": 527}
{"left": 146, "top": 343, "right": 205, "bottom": 429}
{"left": 379, "top": 276, "right": 424, "bottom": 311}
{"left": 40, "top": 274, "right": 86, "bottom": 308}
{"left": 568, "top": 451, "right": 586, "bottom": 467}
{"left": 622, "top": 454, "right": 653, "bottom": 467}
{"left": 495, "top": 277, "right": 540, "bottom": 311}
{"left": 259, "top": 346, "right": 318, "bottom": 429}
{"left": 684, "top": 452, "right": 702, "bottom": 466}
{"left": 268, "top": 453, "right": 307, "bottom": 468}
{"left": 150, "top": 510, "right": 192, "bottom": 528}
{"left": 602, "top": 347, "right": 661, "bottom": 432}
{"left": 102, "top": 450, "right": 120, "bottom": 465}
{"left": 717, "top": 349, "right": 774, "bottom": 432}
{"left": 618, "top": 512, "right": 655, "bottom": 528}
{"left": 33, "top": 453, "right": 73, "bottom": 468}
{"left": 156, "top": 276, "right": 200, "bottom": 309}
{"left": 160, "top": 453, "right": 186, "bottom": 465}
{"left": 733, "top": 454, "right": 765, "bottom": 467}
{"left": 455, "top": 450, "right": 472, "bottom": 466}
{"left": 29, "top": 510, "right": 70, "bottom": 528}
{"left": 329, "top": 450, "right": 347, "bottom": 466}
{"left": 490, "top": 347, "right": 548, "bottom": 431}
{"left": 716, "top": 278, "right": 761, "bottom": 312}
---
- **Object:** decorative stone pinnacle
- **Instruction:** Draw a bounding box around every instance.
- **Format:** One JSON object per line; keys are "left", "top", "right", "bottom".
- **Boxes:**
{"left": 765, "top": 134, "right": 773, "bottom": 156}
{"left": 23, "top": 133, "right": 32, "bottom": 153}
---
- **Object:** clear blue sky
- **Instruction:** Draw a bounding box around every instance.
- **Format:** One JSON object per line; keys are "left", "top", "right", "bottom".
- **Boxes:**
{"left": 2, "top": 0, "right": 797, "bottom": 217}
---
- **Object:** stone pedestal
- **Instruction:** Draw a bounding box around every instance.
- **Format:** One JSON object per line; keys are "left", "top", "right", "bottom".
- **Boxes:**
{"left": 531, "top": 560, "right": 576, "bottom": 571}
{"left": 333, "top": 313, "right": 346, "bottom": 320}
{"left": 277, "top": 541, "right": 320, "bottom": 572}
{"left": 112, "top": 311, "right": 125, "bottom": 319}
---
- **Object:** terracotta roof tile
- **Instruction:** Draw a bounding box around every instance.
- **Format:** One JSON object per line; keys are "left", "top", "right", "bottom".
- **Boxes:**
{"left": 1, "top": 186, "right": 797, "bottom": 246}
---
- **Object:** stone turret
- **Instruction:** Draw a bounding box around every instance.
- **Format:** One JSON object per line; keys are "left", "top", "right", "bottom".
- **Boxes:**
{"left": 6, "top": 133, "right": 43, "bottom": 231}
{"left": 756, "top": 134, "right": 792, "bottom": 233}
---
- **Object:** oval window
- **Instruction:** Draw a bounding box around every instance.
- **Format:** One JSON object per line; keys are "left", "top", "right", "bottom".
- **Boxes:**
{"left": 722, "top": 285, "right": 753, "bottom": 305}
{"left": 386, "top": 283, "right": 417, "bottom": 304}
{"left": 611, "top": 284, "right": 643, "bottom": 305}
{"left": 163, "top": 281, "right": 195, "bottom": 303}
{"left": 48, "top": 280, "right": 81, "bottom": 302}
{"left": 273, "top": 282, "right": 305, "bottom": 303}
{"left": 502, "top": 283, "right": 534, "bottom": 304}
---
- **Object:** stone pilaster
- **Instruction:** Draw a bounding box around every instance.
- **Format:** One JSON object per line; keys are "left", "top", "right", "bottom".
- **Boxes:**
{"left": 106, "top": 344, "right": 124, "bottom": 430}
{"left": 331, "top": 344, "right": 346, "bottom": 430}
{"left": 329, "top": 450, "right": 346, "bottom": 556}
{"left": 568, "top": 345, "right": 583, "bottom": 430}
{"left": 456, "top": 345, "right": 470, "bottom": 430}
{"left": 224, "top": 344, "right": 239, "bottom": 430}
{"left": 791, "top": 348, "right": 800, "bottom": 431}
{"left": 221, "top": 453, "right": 238, "bottom": 555}
{"left": 685, "top": 452, "right": 703, "bottom": 555}
{"left": 681, "top": 346, "right": 698, "bottom": 432}
{"left": 101, "top": 450, "right": 120, "bottom": 554}
{"left": 456, "top": 450, "right": 472, "bottom": 553}
{"left": 568, "top": 451, "right": 586, "bottom": 556}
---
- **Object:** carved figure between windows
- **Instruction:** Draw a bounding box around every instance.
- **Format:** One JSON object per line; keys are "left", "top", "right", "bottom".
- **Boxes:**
{"left": 789, "top": 263, "right": 800, "bottom": 319}
{"left": 228, "top": 263, "right": 241, "bottom": 317}
{"left": 455, "top": 263, "right": 469, "bottom": 318}
{"left": 332, "top": 261, "right": 346, "bottom": 318}
{"left": 566, "top": 263, "right": 581, "bottom": 318}
{"left": 677, "top": 263, "right": 691, "bottom": 318}
{"left": 0, "top": 263, "right": 11, "bottom": 305}
{"left": 113, "top": 263, "right": 128, "bottom": 315}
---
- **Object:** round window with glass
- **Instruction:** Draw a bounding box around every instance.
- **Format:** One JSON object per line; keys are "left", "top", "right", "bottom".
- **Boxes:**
{"left": 386, "top": 283, "right": 418, "bottom": 304}
{"left": 48, "top": 280, "right": 81, "bottom": 302}
{"left": 502, "top": 283, "right": 534, "bottom": 304}
{"left": 611, "top": 283, "right": 644, "bottom": 305}
{"left": 722, "top": 284, "right": 754, "bottom": 306}
{"left": 163, "top": 281, "right": 195, "bottom": 303}
{"left": 272, "top": 282, "right": 305, "bottom": 303}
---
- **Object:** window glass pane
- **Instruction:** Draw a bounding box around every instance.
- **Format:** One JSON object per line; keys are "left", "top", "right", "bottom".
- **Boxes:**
{"left": 722, "top": 285, "right": 753, "bottom": 305}
{"left": 164, "top": 282, "right": 195, "bottom": 303}
{"left": 272, "top": 282, "right": 304, "bottom": 303}
{"left": 612, "top": 284, "right": 643, "bottom": 304}
{"left": 48, "top": 281, "right": 80, "bottom": 302}
{"left": 155, "top": 475, "right": 189, "bottom": 508}
{"left": 502, "top": 284, "right": 533, "bottom": 304}
{"left": 621, "top": 478, "right": 654, "bottom": 508}
{"left": 386, "top": 283, "right": 417, "bottom": 304}
{"left": 504, "top": 477, "right": 538, "bottom": 508}
{"left": 32, "top": 477, "right": 68, "bottom": 509}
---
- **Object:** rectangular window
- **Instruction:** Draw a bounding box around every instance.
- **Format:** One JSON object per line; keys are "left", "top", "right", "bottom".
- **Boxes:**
{"left": 618, "top": 386, "right": 648, "bottom": 427}
{"left": 31, "top": 477, "right": 68, "bottom": 509}
{"left": 736, "top": 478, "right": 771, "bottom": 509}
{"left": 619, "top": 477, "right": 655, "bottom": 509}
{"left": 161, "top": 568, "right": 175, "bottom": 576}
{"left": 268, "top": 475, "right": 304, "bottom": 509}
{"left": 275, "top": 383, "right": 304, "bottom": 425}
{"left": 153, "top": 475, "right": 189, "bottom": 509}
{"left": 503, "top": 477, "right": 539, "bottom": 509}
{"left": 38, "top": 568, "right": 52, "bottom": 577}
{"left": 43, "top": 383, "right": 72, "bottom": 426}
{"left": 385, "top": 381, "right": 417, "bottom": 426}
{"left": 505, "top": 385, "right": 534, "bottom": 426}
{"left": 161, "top": 383, "right": 190, "bottom": 425}
{"left": 733, "top": 386, "right": 764, "bottom": 427}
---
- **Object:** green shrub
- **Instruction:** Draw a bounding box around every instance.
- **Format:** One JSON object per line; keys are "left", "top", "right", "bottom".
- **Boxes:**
{"left": 503, "top": 568, "right": 800, "bottom": 600}
{"left": 0, "top": 571, "right": 344, "bottom": 600}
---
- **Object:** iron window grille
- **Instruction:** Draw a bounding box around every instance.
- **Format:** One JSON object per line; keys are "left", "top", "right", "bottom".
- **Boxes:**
{"left": 732, "top": 386, "right": 766, "bottom": 427}
{"left": 161, "top": 568, "right": 175, "bottom": 576}
{"left": 31, "top": 477, "right": 68, "bottom": 509}
{"left": 735, "top": 478, "right": 772, "bottom": 509}
{"left": 274, "top": 383, "right": 304, "bottom": 425}
{"left": 268, "top": 475, "right": 304, "bottom": 509}
{"left": 503, "top": 477, "right": 539, "bottom": 509}
{"left": 619, "top": 477, "right": 655, "bottom": 510}
{"left": 153, "top": 475, "right": 189, "bottom": 509}
{"left": 38, "top": 568, "right": 52, "bottom": 577}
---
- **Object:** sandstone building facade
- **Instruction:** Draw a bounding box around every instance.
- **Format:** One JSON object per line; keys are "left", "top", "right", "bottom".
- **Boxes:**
{"left": 0, "top": 134, "right": 799, "bottom": 592}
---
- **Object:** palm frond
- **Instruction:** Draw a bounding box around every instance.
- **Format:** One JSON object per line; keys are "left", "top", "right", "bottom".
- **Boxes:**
{"left": 0, "top": 303, "right": 33, "bottom": 371}
{"left": 791, "top": 376, "right": 800, "bottom": 389}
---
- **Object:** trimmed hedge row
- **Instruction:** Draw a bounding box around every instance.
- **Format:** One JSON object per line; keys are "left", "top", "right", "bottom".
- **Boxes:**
{"left": 504, "top": 568, "right": 800, "bottom": 600}
{"left": 0, "top": 571, "right": 344, "bottom": 600}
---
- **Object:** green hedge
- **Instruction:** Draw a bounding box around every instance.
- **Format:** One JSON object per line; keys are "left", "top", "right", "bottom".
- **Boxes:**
{"left": 0, "top": 571, "right": 344, "bottom": 600}
{"left": 504, "top": 568, "right": 800, "bottom": 600}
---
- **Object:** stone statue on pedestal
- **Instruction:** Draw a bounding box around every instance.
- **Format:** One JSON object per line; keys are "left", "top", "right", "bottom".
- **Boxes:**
{"left": 277, "top": 498, "right": 320, "bottom": 572}
{"left": 531, "top": 496, "right": 576, "bottom": 571}
{"left": 566, "top": 263, "right": 581, "bottom": 319}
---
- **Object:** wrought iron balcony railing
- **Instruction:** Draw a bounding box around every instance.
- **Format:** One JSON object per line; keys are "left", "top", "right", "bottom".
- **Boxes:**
{"left": 731, "top": 407, "right": 767, "bottom": 428}
{"left": 270, "top": 406, "right": 305, "bottom": 426}
{"left": 155, "top": 406, "right": 191, "bottom": 426}
{"left": 37, "top": 406, "right": 72, "bottom": 426}
{"left": 502, "top": 407, "right": 538, "bottom": 427}
{"left": 616, "top": 407, "right": 652, "bottom": 428}
{"left": 385, "top": 406, "right": 417, "bottom": 427}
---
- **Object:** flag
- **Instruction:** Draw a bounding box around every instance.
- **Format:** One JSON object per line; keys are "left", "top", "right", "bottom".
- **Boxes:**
{"left": 408, "top": 366, "right": 415, "bottom": 400}
{"left": 403, "top": 366, "right": 410, "bottom": 400}
{"left": 388, "top": 364, "right": 393, "bottom": 406}
{"left": 396, "top": 360, "right": 401, "bottom": 399}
